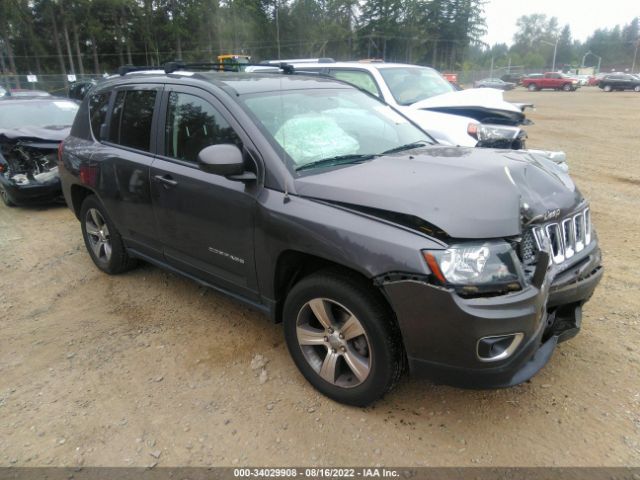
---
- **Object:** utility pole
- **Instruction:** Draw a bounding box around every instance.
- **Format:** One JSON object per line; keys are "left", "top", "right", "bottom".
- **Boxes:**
{"left": 542, "top": 37, "right": 559, "bottom": 71}
{"left": 632, "top": 39, "right": 639, "bottom": 74}
{"left": 275, "top": 0, "right": 280, "bottom": 59}
{"left": 0, "top": 41, "right": 10, "bottom": 91}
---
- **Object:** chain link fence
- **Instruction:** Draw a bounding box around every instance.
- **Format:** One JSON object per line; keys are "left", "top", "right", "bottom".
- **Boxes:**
{"left": 1, "top": 73, "right": 107, "bottom": 97}
{"left": 1, "top": 67, "right": 572, "bottom": 97}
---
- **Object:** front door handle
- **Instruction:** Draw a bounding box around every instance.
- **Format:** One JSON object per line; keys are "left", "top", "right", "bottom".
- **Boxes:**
{"left": 153, "top": 174, "right": 178, "bottom": 188}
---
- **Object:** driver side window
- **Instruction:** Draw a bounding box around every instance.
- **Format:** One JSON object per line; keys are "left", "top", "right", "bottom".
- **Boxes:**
{"left": 165, "top": 92, "right": 241, "bottom": 163}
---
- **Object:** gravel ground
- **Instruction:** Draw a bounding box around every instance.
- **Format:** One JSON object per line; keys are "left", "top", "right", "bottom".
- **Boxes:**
{"left": 0, "top": 87, "right": 639, "bottom": 467}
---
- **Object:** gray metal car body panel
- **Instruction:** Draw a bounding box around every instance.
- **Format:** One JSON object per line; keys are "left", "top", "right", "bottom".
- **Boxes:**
{"left": 59, "top": 71, "right": 603, "bottom": 389}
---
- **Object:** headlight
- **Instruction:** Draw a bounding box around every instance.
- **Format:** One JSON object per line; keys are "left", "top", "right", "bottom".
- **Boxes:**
{"left": 467, "top": 123, "right": 521, "bottom": 142}
{"left": 423, "top": 242, "right": 524, "bottom": 295}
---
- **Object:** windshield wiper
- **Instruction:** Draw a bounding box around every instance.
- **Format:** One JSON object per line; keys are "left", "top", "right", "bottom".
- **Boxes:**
{"left": 379, "top": 141, "right": 429, "bottom": 156}
{"left": 295, "top": 154, "right": 375, "bottom": 172}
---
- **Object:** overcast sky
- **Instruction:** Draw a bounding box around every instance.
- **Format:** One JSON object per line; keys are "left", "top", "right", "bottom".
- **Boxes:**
{"left": 482, "top": 0, "right": 639, "bottom": 46}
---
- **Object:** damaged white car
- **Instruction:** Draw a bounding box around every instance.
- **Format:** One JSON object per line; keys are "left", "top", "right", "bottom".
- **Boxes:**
{"left": 257, "top": 61, "right": 568, "bottom": 170}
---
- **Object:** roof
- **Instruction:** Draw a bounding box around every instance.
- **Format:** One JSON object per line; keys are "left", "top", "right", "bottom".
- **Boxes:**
{"left": 96, "top": 70, "right": 353, "bottom": 97}
{"left": 286, "top": 61, "right": 438, "bottom": 72}
{"left": 197, "top": 72, "right": 352, "bottom": 95}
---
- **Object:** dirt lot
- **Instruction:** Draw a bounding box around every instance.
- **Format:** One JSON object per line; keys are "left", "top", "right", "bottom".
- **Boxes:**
{"left": 1, "top": 87, "right": 639, "bottom": 467}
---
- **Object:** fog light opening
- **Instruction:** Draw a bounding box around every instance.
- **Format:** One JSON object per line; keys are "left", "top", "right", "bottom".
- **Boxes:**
{"left": 477, "top": 333, "right": 524, "bottom": 362}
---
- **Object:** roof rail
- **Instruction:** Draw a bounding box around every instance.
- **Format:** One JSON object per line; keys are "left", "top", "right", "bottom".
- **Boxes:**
{"left": 162, "top": 61, "right": 296, "bottom": 74}
{"left": 261, "top": 58, "right": 335, "bottom": 65}
{"left": 117, "top": 65, "right": 159, "bottom": 76}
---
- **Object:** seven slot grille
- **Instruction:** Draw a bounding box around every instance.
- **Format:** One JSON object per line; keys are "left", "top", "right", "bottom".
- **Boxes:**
{"left": 530, "top": 208, "right": 592, "bottom": 264}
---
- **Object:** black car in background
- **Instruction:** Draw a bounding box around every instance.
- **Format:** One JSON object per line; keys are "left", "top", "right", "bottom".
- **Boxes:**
{"left": 501, "top": 73, "right": 524, "bottom": 85}
{"left": 59, "top": 66, "right": 602, "bottom": 406}
{"left": 0, "top": 98, "right": 79, "bottom": 206}
{"left": 69, "top": 80, "right": 97, "bottom": 101}
{"left": 598, "top": 74, "right": 640, "bottom": 92}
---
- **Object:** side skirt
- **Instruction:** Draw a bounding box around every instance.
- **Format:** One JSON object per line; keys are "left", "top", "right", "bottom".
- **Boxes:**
{"left": 127, "top": 248, "right": 274, "bottom": 319}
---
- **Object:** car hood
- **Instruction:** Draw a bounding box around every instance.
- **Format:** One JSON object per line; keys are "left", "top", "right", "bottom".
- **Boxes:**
{"left": 294, "top": 146, "right": 582, "bottom": 240}
{"left": 409, "top": 88, "right": 527, "bottom": 125}
{"left": 0, "top": 125, "right": 70, "bottom": 144}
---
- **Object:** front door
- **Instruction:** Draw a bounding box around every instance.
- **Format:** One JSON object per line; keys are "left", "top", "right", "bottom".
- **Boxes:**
{"left": 149, "top": 86, "right": 260, "bottom": 300}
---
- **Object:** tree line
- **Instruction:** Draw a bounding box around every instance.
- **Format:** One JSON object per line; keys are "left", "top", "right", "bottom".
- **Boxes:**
{"left": 1, "top": 0, "right": 638, "bottom": 89}
{"left": 0, "top": 0, "right": 486, "bottom": 81}
{"left": 470, "top": 14, "right": 640, "bottom": 74}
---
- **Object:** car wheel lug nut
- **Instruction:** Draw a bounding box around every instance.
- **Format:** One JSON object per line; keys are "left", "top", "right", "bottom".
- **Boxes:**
{"left": 323, "top": 336, "right": 328, "bottom": 342}
{"left": 339, "top": 333, "right": 344, "bottom": 339}
{"left": 332, "top": 348, "right": 336, "bottom": 354}
{"left": 340, "top": 346, "right": 346, "bottom": 353}
{"left": 328, "top": 328, "right": 334, "bottom": 334}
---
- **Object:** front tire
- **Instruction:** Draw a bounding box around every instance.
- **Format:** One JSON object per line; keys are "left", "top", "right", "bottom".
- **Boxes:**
{"left": 634, "top": 85, "right": 640, "bottom": 92}
{"left": 562, "top": 83, "right": 572, "bottom": 91}
{"left": 527, "top": 83, "right": 537, "bottom": 91}
{"left": 80, "top": 195, "right": 136, "bottom": 274}
{"left": 283, "top": 270, "right": 404, "bottom": 406}
{"left": 603, "top": 84, "right": 612, "bottom": 92}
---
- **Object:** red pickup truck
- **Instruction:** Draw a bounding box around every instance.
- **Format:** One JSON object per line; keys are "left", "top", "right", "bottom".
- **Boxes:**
{"left": 522, "top": 72, "right": 579, "bottom": 91}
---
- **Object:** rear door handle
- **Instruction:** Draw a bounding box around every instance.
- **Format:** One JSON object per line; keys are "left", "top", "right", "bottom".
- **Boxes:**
{"left": 153, "top": 174, "right": 178, "bottom": 187}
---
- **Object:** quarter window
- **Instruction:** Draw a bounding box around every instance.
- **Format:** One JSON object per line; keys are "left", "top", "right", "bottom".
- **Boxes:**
{"left": 165, "top": 92, "right": 240, "bottom": 163}
{"left": 108, "top": 91, "right": 125, "bottom": 144}
{"left": 88, "top": 92, "right": 110, "bottom": 141}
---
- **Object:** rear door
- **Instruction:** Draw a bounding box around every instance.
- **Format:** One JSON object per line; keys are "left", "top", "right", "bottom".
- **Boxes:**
{"left": 619, "top": 75, "right": 633, "bottom": 89}
{"left": 546, "top": 73, "right": 561, "bottom": 88}
{"left": 92, "top": 85, "right": 163, "bottom": 256}
{"left": 149, "top": 85, "right": 260, "bottom": 300}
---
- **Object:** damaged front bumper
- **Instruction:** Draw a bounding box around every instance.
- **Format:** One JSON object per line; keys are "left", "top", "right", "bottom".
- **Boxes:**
{"left": 0, "top": 167, "right": 62, "bottom": 205}
{"left": 380, "top": 244, "right": 602, "bottom": 389}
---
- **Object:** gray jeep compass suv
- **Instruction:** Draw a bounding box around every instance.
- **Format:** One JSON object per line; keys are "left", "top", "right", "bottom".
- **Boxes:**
{"left": 59, "top": 65, "right": 603, "bottom": 406}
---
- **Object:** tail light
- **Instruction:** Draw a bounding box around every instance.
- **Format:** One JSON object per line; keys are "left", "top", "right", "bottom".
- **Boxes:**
{"left": 79, "top": 164, "right": 99, "bottom": 187}
{"left": 57, "top": 141, "right": 64, "bottom": 164}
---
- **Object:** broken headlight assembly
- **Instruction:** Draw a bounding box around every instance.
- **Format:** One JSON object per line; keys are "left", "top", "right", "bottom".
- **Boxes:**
{"left": 423, "top": 242, "right": 525, "bottom": 296}
{"left": 467, "top": 123, "right": 523, "bottom": 144}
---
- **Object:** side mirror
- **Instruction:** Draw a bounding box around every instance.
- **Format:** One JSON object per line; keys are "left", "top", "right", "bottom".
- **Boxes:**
{"left": 198, "top": 144, "right": 245, "bottom": 176}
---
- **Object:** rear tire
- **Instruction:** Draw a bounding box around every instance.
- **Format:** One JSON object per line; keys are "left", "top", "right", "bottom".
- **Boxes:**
{"left": 603, "top": 84, "right": 612, "bottom": 92}
{"left": 0, "top": 184, "right": 15, "bottom": 207}
{"left": 80, "top": 195, "right": 137, "bottom": 274}
{"left": 527, "top": 83, "right": 537, "bottom": 91}
{"left": 634, "top": 85, "right": 640, "bottom": 92}
{"left": 283, "top": 269, "right": 404, "bottom": 406}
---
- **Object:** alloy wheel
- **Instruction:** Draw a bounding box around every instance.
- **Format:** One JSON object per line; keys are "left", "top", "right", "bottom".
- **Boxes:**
{"left": 295, "top": 298, "right": 371, "bottom": 388}
{"left": 85, "top": 208, "right": 112, "bottom": 263}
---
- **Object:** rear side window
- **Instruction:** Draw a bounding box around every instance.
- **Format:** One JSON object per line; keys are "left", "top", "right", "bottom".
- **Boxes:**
{"left": 88, "top": 92, "right": 110, "bottom": 141}
{"left": 108, "top": 89, "right": 157, "bottom": 152}
{"left": 164, "top": 92, "right": 240, "bottom": 163}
